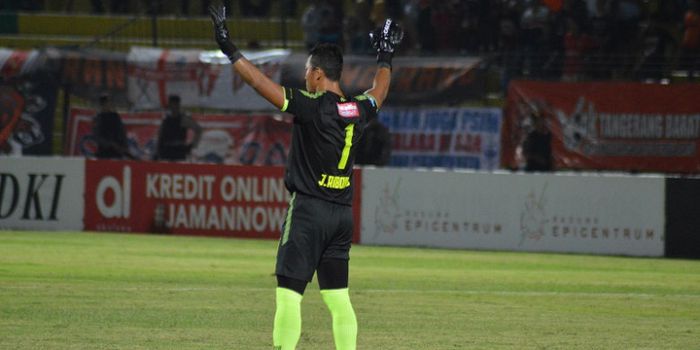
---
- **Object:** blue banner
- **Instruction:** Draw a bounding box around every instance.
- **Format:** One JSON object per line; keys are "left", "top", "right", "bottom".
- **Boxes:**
{"left": 379, "top": 108, "right": 502, "bottom": 170}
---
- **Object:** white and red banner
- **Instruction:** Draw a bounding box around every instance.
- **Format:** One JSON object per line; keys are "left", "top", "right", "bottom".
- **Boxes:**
{"left": 66, "top": 108, "right": 292, "bottom": 166}
{"left": 127, "top": 47, "right": 290, "bottom": 110}
{"left": 0, "top": 157, "right": 84, "bottom": 231}
{"left": 379, "top": 107, "right": 501, "bottom": 170}
{"left": 361, "top": 168, "right": 665, "bottom": 257}
{"left": 503, "top": 81, "right": 700, "bottom": 173}
{"left": 0, "top": 48, "right": 40, "bottom": 77}
{"left": 1, "top": 48, "right": 59, "bottom": 156}
{"left": 84, "top": 160, "right": 363, "bottom": 241}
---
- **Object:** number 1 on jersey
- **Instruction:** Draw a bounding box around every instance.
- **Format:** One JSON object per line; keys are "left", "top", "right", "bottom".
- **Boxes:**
{"left": 338, "top": 124, "right": 355, "bottom": 170}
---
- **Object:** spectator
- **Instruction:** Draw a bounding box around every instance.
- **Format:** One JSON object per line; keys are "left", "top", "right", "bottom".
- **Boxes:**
{"left": 432, "top": 1, "right": 461, "bottom": 52}
{"left": 459, "top": 0, "right": 483, "bottom": 53}
{"left": 609, "top": 0, "right": 643, "bottom": 73}
{"left": 523, "top": 111, "right": 553, "bottom": 172}
{"left": 92, "top": 0, "right": 128, "bottom": 13}
{"left": 477, "top": 0, "right": 501, "bottom": 53}
{"left": 300, "top": 0, "right": 344, "bottom": 49}
{"left": 179, "top": 0, "right": 189, "bottom": 16}
{"left": 154, "top": 95, "right": 202, "bottom": 162}
{"left": 0, "top": 0, "right": 42, "bottom": 11}
{"left": 680, "top": 0, "right": 700, "bottom": 80}
{"left": 416, "top": 0, "right": 436, "bottom": 52}
{"left": 384, "top": 0, "right": 403, "bottom": 20}
{"left": 636, "top": 20, "right": 673, "bottom": 81}
{"left": 318, "top": 0, "right": 344, "bottom": 46}
{"left": 281, "top": 0, "right": 298, "bottom": 17}
{"left": 240, "top": 0, "right": 271, "bottom": 17}
{"left": 345, "top": 0, "right": 374, "bottom": 54}
{"left": 587, "top": 0, "right": 614, "bottom": 78}
{"left": 498, "top": 0, "right": 523, "bottom": 92}
{"left": 401, "top": 0, "right": 423, "bottom": 53}
{"left": 562, "top": 18, "right": 595, "bottom": 81}
{"left": 302, "top": 0, "right": 323, "bottom": 50}
{"left": 355, "top": 118, "right": 392, "bottom": 166}
{"left": 90, "top": 0, "right": 104, "bottom": 13}
{"left": 369, "top": 0, "right": 386, "bottom": 24}
{"left": 92, "top": 94, "right": 131, "bottom": 159}
{"left": 110, "top": 0, "right": 128, "bottom": 13}
{"left": 201, "top": 0, "right": 232, "bottom": 16}
{"left": 520, "top": 0, "right": 551, "bottom": 77}
{"left": 563, "top": 0, "right": 589, "bottom": 31}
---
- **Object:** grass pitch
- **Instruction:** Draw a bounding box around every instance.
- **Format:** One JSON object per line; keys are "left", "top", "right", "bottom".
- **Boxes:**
{"left": 1, "top": 231, "right": 699, "bottom": 349}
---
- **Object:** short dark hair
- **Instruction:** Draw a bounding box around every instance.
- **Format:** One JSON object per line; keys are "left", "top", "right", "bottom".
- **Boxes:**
{"left": 309, "top": 43, "right": 343, "bottom": 81}
{"left": 168, "top": 95, "right": 181, "bottom": 104}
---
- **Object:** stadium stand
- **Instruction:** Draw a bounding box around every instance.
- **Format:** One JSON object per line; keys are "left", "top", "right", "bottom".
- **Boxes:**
{"left": 0, "top": 12, "right": 304, "bottom": 51}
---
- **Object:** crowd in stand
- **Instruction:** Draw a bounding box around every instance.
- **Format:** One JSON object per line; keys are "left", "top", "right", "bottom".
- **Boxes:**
{"left": 304, "top": 0, "right": 699, "bottom": 82}
{"left": 334, "top": 0, "right": 699, "bottom": 82}
{"left": 0, "top": 0, "right": 298, "bottom": 16}
{"left": 2, "top": 0, "right": 698, "bottom": 81}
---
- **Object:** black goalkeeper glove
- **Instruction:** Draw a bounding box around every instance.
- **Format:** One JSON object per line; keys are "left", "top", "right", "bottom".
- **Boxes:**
{"left": 208, "top": 2, "right": 243, "bottom": 63}
{"left": 369, "top": 19, "right": 404, "bottom": 69}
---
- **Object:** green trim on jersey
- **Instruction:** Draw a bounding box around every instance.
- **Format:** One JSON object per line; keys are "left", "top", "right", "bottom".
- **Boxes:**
{"left": 299, "top": 90, "right": 325, "bottom": 99}
{"left": 281, "top": 87, "right": 289, "bottom": 112}
{"left": 281, "top": 192, "right": 296, "bottom": 245}
{"left": 354, "top": 94, "right": 370, "bottom": 101}
{"left": 338, "top": 124, "right": 355, "bottom": 170}
{"left": 355, "top": 93, "right": 378, "bottom": 110}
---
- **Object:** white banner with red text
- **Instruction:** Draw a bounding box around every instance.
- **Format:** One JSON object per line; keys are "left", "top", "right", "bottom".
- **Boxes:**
{"left": 360, "top": 168, "right": 665, "bottom": 257}
{"left": 127, "top": 47, "right": 290, "bottom": 110}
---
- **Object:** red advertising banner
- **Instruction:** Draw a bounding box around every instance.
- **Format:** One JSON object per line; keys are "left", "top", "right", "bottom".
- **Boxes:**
{"left": 84, "top": 160, "right": 363, "bottom": 242}
{"left": 503, "top": 81, "right": 700, "bottom": 173}
{"left": 66, "top": 108, "right": 292, "bottom": 166}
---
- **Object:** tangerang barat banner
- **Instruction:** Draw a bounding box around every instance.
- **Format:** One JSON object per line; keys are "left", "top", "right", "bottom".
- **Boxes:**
{"left": 503, "top": 81, "right": 700, "bottom": 173}
{"left": 66, "top": 108, "right": 292, "bottom": 166}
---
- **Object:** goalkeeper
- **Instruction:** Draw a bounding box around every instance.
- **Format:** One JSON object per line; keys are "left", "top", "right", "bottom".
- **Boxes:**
{"left": 209, "top": 3, "right": 403, "bottom": 349}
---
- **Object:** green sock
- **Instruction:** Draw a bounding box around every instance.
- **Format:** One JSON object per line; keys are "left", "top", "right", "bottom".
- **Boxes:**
{"left": 321, "top": 288, "right": 357, "bottom": 350}
{"left": 273, "top": 287, "right": 302, "bottom": 350}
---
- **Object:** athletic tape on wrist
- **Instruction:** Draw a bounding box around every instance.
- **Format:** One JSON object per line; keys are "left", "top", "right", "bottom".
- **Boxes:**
{"left": 228, "top": 50, "right": 243, "bottom": 63}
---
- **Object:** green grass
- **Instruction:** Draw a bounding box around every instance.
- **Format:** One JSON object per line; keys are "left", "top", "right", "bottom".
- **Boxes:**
{"left": 1, "top": 231, "right": 699, "bottom": 349}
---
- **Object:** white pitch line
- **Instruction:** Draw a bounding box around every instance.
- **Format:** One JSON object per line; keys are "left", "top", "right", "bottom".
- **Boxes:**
{"left": 357, "top": 288, "right": 700, "bottom": 299}
{"left": 3, "top": 284, "right": 700, "bottom": 299}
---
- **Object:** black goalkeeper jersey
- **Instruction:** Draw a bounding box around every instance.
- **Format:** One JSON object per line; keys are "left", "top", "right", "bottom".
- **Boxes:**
{"left": 281, "top": 87, "right": 378, "bottom": 206}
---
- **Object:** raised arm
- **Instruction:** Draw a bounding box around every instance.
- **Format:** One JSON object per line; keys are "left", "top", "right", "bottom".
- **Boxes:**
{"left": 209, "top": 3, "right": 285, "bottom": 110}
{"left": 365, "top": 19, "right": 404, "bottom": 109}
{"left": 365, "top": 67, "right": 392, "bottom": 110}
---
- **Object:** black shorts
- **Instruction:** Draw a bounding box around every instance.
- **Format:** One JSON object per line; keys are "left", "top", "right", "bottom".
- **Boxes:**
{"left": 275, "top": 192, "right": 353, "bottom": 282}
